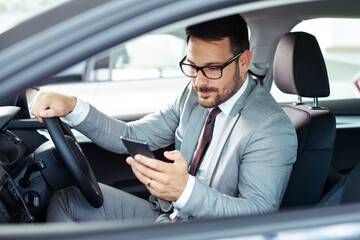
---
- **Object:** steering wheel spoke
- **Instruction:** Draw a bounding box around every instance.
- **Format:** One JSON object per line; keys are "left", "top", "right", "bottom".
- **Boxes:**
{"left": 43, "top": 117, "right": 103, "bottom": 208}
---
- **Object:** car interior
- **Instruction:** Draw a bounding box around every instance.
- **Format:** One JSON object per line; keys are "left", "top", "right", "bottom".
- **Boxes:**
{"left": 274, "top": 31, "right": 336, "bottom": 208}
{"left": 0, "top": 0, "right": 359, "bottom": 229}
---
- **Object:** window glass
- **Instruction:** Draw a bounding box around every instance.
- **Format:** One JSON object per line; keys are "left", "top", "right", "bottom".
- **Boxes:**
{"left": 37, "top": 32, "right": 189, "bottom": 117}
{"left": 88, "top": 34, "right": 186, "bottom": 81}
{"left": 271, "top": 18, "right": 360, "bottom": 102}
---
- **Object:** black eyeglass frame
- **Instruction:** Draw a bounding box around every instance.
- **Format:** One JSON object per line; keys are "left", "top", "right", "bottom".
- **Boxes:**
{"left": 179, "top": 51, "right": 242, "bottom": 80}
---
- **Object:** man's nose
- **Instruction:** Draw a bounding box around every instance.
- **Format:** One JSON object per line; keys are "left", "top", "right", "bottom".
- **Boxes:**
{"left": 195, "top": 70, "right": 209, "bottom": 86}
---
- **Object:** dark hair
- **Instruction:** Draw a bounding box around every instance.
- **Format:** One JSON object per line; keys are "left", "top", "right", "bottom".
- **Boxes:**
{"left": 185, "top": 14, "right": 249, "bottom": 56}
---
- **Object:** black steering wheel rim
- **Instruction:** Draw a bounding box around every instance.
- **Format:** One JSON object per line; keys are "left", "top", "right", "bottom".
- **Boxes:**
{"left": 43, "top": 117, "right": 103, "bottom": 208}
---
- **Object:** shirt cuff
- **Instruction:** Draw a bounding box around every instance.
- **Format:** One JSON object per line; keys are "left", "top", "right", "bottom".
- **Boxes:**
{"left": 60, "top": 98, "right": 90, "bottom": 127}
{"left": 173, "top": 174, "right": 195, "bottom": 210}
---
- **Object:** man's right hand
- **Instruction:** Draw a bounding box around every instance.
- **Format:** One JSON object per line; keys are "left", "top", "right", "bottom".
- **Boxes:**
{"left": 29, "top": 91, "right": 77, "bottom": 123}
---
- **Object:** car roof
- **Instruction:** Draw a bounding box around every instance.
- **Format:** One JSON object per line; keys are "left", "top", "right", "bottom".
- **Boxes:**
{"left": 0, "top": 0, "right": 112, "bottom": 50}
{"left": 2, "top": 0, "right": 360, "bottom": 51}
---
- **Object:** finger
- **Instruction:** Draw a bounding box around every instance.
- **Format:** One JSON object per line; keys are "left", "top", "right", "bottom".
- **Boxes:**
{"left": 132, "top": 156, "right": 165, "bottom": 179}
{"left": 127, "top": 156, "right": 152, "bottom": 179}
{"left": 29, "top": 95, "right": 35, "bottom": 111}
{"left": 127, "top": 156, "right": 166, "bottom": 184}
{"left": 29, "top": 98, "right": 40, "bottom": 117}
{"left": 134, "top": 154, "right": 169, "bottom": 172}
{"left": 38, "top": 104, "right": 67, "bottom": 119}
{"left": 130, "top": 164, "right": 155, "bottom": 189}
{"left": 31, "top": 96, "right": 50, "bottom": 118}
{"left": 36, "top": 116, "right": 44, "bottom": 123}
{"left": 130, "top": 165, "right": 146, "bottom": 183}
{"left": 29, "top": 91, "right": 44, "bottom": 111}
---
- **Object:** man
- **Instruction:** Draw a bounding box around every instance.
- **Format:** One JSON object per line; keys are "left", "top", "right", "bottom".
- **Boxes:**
{"left": 30, "top": 14, "right": 297, "bottom": 223}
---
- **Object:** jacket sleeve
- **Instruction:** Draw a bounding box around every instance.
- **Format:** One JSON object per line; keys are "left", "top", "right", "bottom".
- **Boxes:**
{"left": 74, "top": 83, "right": 192, "bottom": 154}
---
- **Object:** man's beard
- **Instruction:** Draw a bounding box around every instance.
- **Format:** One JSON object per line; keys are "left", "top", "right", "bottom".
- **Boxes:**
{"left": 194, "top": 67, "right": 242, "bottom": 108}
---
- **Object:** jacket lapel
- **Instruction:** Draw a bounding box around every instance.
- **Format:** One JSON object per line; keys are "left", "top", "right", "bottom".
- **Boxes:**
{"left": 204, "top": 76, "right": 257, "bottom": 185}
{"left": 204, "top": 114, "right": 239, "bottom": 185}
{"left": 180, "top": 105, "right": 208, "bottom": 165}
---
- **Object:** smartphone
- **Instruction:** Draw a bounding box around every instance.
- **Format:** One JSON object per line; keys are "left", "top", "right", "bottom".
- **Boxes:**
{"left": 120, "top": 136, "right": 155, "bottom": 158}
{"left": 120, "top": 136, "right": 173, "bottom": 163}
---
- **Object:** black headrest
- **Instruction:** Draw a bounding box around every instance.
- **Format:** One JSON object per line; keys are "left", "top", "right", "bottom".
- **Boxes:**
{"left": 274, "top": 32, "right": 330, "bottom": 98}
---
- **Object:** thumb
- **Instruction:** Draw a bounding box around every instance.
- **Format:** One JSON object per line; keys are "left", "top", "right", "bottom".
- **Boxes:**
{"left": 164, "top": 150, "right": 185, "bottom": 163}
{"left": 40, "top": 108, "right": 57, "bottom": 118}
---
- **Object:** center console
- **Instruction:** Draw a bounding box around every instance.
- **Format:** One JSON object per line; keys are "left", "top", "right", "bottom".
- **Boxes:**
{"left": 0, "top": 165, "right": 33, "bottom": 223}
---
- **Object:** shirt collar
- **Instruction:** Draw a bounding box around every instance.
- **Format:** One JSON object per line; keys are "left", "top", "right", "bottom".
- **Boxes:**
{"left": 217, "top": 74, "right": 249, "bottom": 116}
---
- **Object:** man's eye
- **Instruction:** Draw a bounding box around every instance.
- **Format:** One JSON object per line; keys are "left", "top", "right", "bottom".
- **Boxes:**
{"left": 207, "top": 67, "right": 219, "bottom": 72}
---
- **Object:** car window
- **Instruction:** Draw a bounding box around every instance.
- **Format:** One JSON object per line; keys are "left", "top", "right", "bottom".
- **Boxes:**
{"left": 86, "top": 34, "right": 186, "bottom": 82}
{"left": 37, "top": 32, "right": 189, "bottom": 117}
{"left": 271, "top": 18, "right": 360, "bottom": 103}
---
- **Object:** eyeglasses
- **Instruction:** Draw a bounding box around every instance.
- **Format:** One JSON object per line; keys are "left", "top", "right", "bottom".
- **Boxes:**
{"left": 179, "top": 52, "right": 242, "bottom": 80}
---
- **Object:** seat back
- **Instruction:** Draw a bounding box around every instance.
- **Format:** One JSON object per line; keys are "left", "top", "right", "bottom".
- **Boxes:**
{"left": 273, "top": 32, "right": 336, "bottom": 208}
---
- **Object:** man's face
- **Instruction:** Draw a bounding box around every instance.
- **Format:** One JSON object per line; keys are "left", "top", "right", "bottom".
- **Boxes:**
{"left": 186, "top": 37, "right": 246, "bottom": 108}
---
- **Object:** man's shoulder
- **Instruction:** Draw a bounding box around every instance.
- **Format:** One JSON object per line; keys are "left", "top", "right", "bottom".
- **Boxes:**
{"left": 241, "top": 82, "right": 291, "bottom": 125}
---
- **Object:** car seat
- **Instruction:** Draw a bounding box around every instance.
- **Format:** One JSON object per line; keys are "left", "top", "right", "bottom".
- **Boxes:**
{"left": 273, "top": 32, "right": 336, "bottom": 208}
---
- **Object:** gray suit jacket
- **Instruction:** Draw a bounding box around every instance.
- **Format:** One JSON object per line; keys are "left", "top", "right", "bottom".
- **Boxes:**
{"left": 75, "top": 75, "right": 297, "bottom": 220}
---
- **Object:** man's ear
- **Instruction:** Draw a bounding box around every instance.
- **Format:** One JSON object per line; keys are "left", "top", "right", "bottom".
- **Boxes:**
{"left": 239, "top": 50, "right": 252, "bottom": 73}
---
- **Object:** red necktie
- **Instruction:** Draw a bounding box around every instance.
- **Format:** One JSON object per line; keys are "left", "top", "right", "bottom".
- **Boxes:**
{"left": 189, "top": 107, "right": 221, "bottom": 176}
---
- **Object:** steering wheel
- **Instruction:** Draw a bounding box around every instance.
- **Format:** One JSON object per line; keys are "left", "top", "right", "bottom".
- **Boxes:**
{"left": 43, "top": 117, "right": 103, "bottom": 208}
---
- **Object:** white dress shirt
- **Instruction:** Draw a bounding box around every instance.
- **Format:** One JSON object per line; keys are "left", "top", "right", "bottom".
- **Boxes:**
{"left": 63, "top": 76, "right": 249, "bottom": 213}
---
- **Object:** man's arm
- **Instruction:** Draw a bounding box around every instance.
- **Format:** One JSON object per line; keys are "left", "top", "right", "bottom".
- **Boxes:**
{"left": 69, "top": 83, "right": 194, "bottom": 154}
{"left": 29, "top": 86, "right": 186, "bottom": 155}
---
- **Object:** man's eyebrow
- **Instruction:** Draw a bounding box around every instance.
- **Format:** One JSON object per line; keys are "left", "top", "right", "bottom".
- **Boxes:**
{"left": 185, "top": 58, "right": 223, "bottom": 66}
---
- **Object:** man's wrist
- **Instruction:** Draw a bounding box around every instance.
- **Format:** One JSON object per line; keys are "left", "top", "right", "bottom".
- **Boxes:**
{"left": 68, "top": 96, "right": 77, "bottom": 114}
{"left": 60, "top": 98, "right": 90, "bottom": 127}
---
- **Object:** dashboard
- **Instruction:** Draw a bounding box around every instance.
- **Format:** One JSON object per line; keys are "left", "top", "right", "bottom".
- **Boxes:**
{"left": 0, "top": 107, "right": 34, "bottom": 223}
{"left": 0, "top": 166, "right": 33, "bottom": 223}
{"left": 0, "top": 106, "right": 60, "bottom": 223}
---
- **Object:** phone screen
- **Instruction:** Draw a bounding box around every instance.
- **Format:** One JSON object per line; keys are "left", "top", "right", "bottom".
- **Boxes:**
{"left": 120, "top": 136, "right": 155, "bottom": 158}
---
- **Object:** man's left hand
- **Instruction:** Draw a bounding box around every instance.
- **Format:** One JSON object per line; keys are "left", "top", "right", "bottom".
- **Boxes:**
{"left": 126, "top": 150, "right": 189, "bottom": 202}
